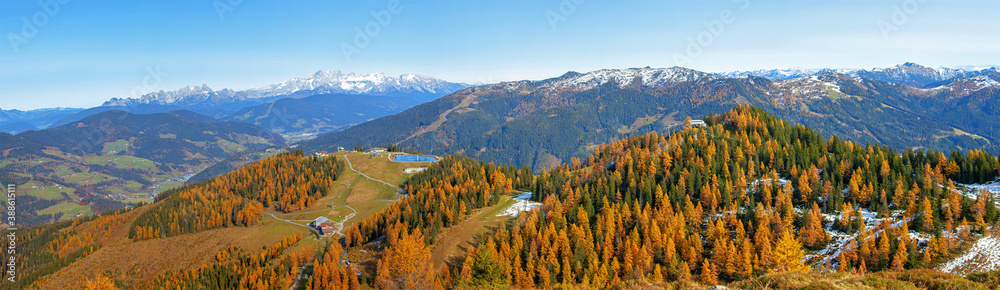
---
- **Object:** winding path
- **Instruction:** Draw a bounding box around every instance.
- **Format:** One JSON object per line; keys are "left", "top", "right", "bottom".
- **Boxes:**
{"left": 342, "top": 154, "right": 403, "bottom": 194}
{"left": 265, "top": 154, "right": 402, "bottom": 233}
{"left": 276, "top": 153, "right": 409, "bottom": 278}
{"left": 264, "top": 211, "right": 319, "bottom": 233}
{"left": 338, "top": 154, "right": 405, "bottom": 213}
{"left": 333, "top": 154, "right": 407, "bottom": 266}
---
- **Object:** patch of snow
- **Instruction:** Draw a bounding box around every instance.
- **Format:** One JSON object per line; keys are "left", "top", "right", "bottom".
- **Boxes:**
{"left": 964, "top": 180, "right": 1000, "bottom": 195}
{"left": 769, "top": 74, "right": 846, "bottom": 101}
{"left": 969, "top": 75, "right": 1000, "bottom": 89}
{"left": 941, "top": 235, "right": 1000, "bottom": 274}
{"left": 511, "top": 192, "right": 532, "bottom": 200}
{"left": 745, "top": 178, "right": 790, "bottom": 193}
{"left": 497, "top": 192, "right": 542, "bottom": 217}
{"left": 817, "top": 207, "right": 911, "bottom": 268}
{"left": 954, "top": 178, "right": 1000, "bottom": 202}
{"left": 909, "top": 231, "right": 933, "bottom": 245}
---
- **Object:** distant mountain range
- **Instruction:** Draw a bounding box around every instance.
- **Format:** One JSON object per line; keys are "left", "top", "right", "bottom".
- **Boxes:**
{"left": 7, "top": 64, "right": 998, "bottom": 138}
{"left": 301, "top": 65, "right": 1000, "bottom": 170}
{"left": 94, "top": 71, "right": 468, "bottom": 120}
{"left": 103, "top": 71, "right": 467, "bottom": 107}
{"left": 718, "top": 67, "right": 829, "bottom": 80}
{"left": 0, "top": 107, "right": 83, "bottom": 134}
{"left": 720, "top": 62, "right": 998, "bottom": 87}
{"left": 1, "top": 71, "right": 469, "bottom": 135}
{"left": 848, "top": 62, "right": 981, "bottom": 87}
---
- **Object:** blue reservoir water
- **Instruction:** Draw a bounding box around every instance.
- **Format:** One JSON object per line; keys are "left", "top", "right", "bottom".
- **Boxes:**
{"left": 392, "top": 155, "right": 437, "bottom": 162}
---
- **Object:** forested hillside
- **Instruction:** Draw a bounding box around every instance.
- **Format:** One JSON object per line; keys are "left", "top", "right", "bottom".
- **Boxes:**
{"left": 130, "top": 150, "right": 344, "bottom": 240}
{"left": 343, "top": 155, "right": 531, "bottom": 247}
{"left": 337, "top": 105, "right": 1000, "bottom": 288}
{"left": 1, "top": 150, "right": 348, "bottom": 289}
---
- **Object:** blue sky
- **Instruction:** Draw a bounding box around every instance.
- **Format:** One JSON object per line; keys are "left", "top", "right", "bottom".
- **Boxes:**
{"left": 1, "top": 0, "right": 998, "bottom": 110}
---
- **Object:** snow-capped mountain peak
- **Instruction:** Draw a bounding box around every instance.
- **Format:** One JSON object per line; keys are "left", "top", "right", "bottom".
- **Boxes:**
{"left": 936, "top": 72, "right": 1000, "bottom": 94}
{"left": 103, "top": 71, "right": 469, "bottom": 107}
{"left": 718, "top": 63, "right": 999, "bottom": 88}
{"left": 104, "top": 84, "right": 217, "bottom": 106}
{"left": 718, "top": 67, "right": 824, "bottom": 80}
{"left": 246, "top": 71, "right": 463, "bottom": 97}
{"left": 541, "top": 67, "right": 719, "bottom": 91}
{"left": 848, "top": 62, "right": 987, "bottom": 88}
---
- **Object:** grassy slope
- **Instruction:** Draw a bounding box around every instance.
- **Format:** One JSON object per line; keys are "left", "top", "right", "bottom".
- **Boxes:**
{"left": 266, "top": 151, "right": 417, "bottom": 226}
{"left": 32, "top": 151, "right": 417, "bottom": 289}
{"left": 428, "top": 196, "right": 516, "bottom": 269}
{"left": 38, "top": 210, "right": 307, "bottom": 289}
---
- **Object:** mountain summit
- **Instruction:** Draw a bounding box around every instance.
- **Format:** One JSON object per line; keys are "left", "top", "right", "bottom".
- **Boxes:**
{"left": 539, "top": 66, "right": 719, "bottom": 91}
{"left": 247, "top": 71, "right": 468, "bottom": 97}
{"left": 719, "top": 62, "right": 999, "bottom": 87}
{"left": 848, "top": 62, "right": 987, "bottom": 88}
{"left": 103, "top": 71, "right": 469, "bottom": 107}
{"left": 103, "top": 84, "right": 236, "bottom": 107}
{"left": 719, "top": 67, "right": 827, "bottom": 80}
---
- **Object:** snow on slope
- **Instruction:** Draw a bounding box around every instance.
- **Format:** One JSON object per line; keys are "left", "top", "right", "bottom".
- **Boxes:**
{"left": 248, "top": 71, "right": 465, "bottom": 97}
{"left": 497, "top": 192, "right": 542, "bottom": 217}
{"left": 964, "top": 179, "right": 1000, "bottom": 195}
{"left": 768, "top": 73, "right": 849, "bottom": 102}
{"left": 954, "top": 179, "right": 1000, "bottom": 202}
{"left": 719, "top": 67, "right": 822, "bottom": 80}
{"left": 941, "top": 235, "right": 1000, "bottom": 274}
{"left": 952, "top": 75, "right": 1000, "bottom": 92}
{"left": 815, "top": 207, "right": 913, "bottom": 268}
{"left": 541, "top": 67, "right": 719, "bottom": 91}
{"left": 849, "top": 62, "right": 974, "bottom": 87}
